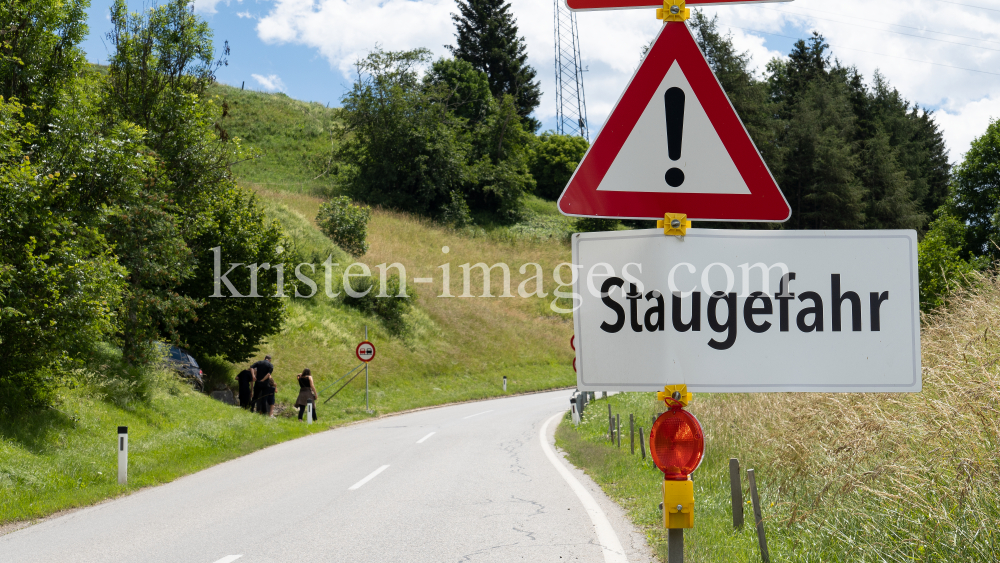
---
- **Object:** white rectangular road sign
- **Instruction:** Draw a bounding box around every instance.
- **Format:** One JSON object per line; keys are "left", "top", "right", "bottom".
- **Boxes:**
{"left": 572, "top": 229, "right": 921, "bottom": 392}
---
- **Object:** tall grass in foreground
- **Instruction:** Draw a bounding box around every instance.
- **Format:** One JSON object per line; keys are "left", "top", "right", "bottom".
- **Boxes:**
{"left": 558, "top": 275, "right": 1000, "bottom": 562}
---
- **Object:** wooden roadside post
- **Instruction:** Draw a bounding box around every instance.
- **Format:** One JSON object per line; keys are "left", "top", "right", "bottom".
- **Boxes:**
{"left": 638, "top": 426, "right": 646, "bottom": 459}
{"left": 629, "top": 414, "right": 635, "bottom": 454}
{"left": 608, "top": 404, "right": 614, "bottom": 443}
{"left": 729, "top": 458, "right": 744, "bottom": 528}
{"left": 747, "top": 469, "right": 770, "bottom": 563}
{"left": 616, "top": 414, "right": 621, "bottom": 448}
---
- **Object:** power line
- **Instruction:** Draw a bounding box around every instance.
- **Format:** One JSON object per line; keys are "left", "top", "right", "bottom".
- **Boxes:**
{"left": 763, "top": 4, "right": 1000, "bottom": 45}
{"left": 720, "top": 23, "right": 1000, "bottom": 77}
{"left": 760, "top": 6, "right": 1000, "bottom": 51}
{"left": 938, "top": 0, "right": 1000, "bottom": 13}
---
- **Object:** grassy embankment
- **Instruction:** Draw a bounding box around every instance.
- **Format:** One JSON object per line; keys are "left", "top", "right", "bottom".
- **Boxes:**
{"left": 0, "top": 369, "right": 324, "bottom": 525}
{"left": 557, "top": 278, "right": 1000, "bottom": 562}
{"left": 215, "top": 83, "right": 579, "bottom": 412}
{"left": 0, "top": 85, "right": 578, "bottom": 527}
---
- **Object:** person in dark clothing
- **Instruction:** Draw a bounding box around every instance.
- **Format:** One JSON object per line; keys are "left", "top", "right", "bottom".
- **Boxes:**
{"left": 250, "top": 355, "right": 275, "bottom": 415}
{"left": 295, "top": 368, "right": 318, "bottom": 421}
{"left": 259, "top": 379, "right": 276, "bottom": 416}
{"left": 236, "top": 368, "right": 254, "bottom": 409}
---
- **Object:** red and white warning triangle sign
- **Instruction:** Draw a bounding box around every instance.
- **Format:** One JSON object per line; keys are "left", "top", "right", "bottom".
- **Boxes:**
{"left": 558, "top": 21, "right": 790, "bottom": 222}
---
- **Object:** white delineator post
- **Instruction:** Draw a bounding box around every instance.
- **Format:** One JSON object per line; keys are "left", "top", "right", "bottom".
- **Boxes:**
{"left": 364, "top": 325, "right": 369, "bottom": 413}
{"left": 306, "top": 402, "right": 313, "bottom": 425}
{"left": 571, "top": 396, "right": 581, "bottom": 426}
{"left": 503, "top": 376, "right": 507, "bottom": 392}
{"left": 117, "top": 426, "right": 128, "bottom": 485}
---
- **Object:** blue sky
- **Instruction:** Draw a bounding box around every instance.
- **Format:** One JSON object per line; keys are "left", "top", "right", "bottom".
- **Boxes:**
{"left": 80, "top": 0, "right": 1000, "bottom": 160}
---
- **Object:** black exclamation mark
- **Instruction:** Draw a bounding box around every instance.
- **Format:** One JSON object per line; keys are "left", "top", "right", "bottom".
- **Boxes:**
{"left": 664, "top": 87, "right": 685, "bottom": 187}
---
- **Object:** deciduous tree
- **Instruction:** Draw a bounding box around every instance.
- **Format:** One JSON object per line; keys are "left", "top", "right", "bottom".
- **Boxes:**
{"left": 951, "top": 118, "right": 1000, "bottom": 256}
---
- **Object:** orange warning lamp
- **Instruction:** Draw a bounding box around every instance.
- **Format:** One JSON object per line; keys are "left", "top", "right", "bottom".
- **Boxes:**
{"left": 649, "top": 405, "right": 704, "bottom": 480}
{"left": 650, "top": 384, "right": 702, "bottom": 529}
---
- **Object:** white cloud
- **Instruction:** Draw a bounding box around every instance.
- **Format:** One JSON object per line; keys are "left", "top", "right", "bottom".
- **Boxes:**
{"left": 710, "top": 0, "right": 1000, "bottom": 160}
{"left": 936, "top": 96, "right": 1000, "bottom": 162}
{"left": 192, "top": 0, "right": 228, "bottom": 15}
{"left": 236, "top": 11, "right": 255, "bottom": 19}
{"left": 253, "top": 0, "right": 1000, "bottom": 158}
{"left": 256, "top": 0, "right": 455, "bottom": 78}
{"left": 252, "top": 73, "right": 287, "bottom": 91}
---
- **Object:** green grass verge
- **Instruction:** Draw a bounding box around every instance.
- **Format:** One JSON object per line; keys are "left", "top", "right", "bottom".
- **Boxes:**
{"left": 0, "top": 374, "right": 335, "bottom": 525}
{"left": 556, "top": 393, "right": 772, "bottom": 563}
{"left": 1, "top": 362, "right": 571, "bottom": 527}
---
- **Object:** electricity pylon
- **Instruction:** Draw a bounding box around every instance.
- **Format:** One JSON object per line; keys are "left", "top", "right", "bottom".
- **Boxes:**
{"left": 553, "top": 0, "right": 589, "bottom": 140}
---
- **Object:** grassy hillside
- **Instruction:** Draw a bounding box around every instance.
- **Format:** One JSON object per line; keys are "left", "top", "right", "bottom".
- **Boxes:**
{"left": 205, "top": 82, "right": 579, "bottom": 412}
{"left": 251, "top": 188, "right": 576, "bottom": 414}
{"left": 557, "top": 275, "right": 1000, "bottom": 562}
{"left": 211, "top": 84, "right": 340, "bottom": 194}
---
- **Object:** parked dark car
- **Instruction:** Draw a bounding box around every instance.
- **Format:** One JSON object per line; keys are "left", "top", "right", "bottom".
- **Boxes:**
{"left": 161, "top": 345, "right": 204, "bottom": 390}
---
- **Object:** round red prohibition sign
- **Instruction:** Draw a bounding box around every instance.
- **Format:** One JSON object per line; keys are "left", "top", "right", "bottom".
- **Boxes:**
{"left": 356, "top": 341, "right": 376, "bottom": 363}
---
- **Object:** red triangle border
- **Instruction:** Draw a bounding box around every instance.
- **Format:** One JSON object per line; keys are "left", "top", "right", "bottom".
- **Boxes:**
{"left": 557, "top": 21, "right": 791, "bottom": 222}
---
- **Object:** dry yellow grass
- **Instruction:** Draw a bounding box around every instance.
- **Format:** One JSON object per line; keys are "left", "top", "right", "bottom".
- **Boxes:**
{"left": 688, "top": 273, "right": 1000, "bottom": 561}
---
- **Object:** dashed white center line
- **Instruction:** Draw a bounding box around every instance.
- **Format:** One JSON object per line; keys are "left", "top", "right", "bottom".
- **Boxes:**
{"left": 416, "top": 432, "right": 435, "bottom": 443}
{"left": 349, "top": 465, "right": 390, "bottom": 490}
{"left": 463, "top": 410, "right": 493, "bottom": 419}
{"left": 211, "top": 556, "right": 242, "bottom": 563}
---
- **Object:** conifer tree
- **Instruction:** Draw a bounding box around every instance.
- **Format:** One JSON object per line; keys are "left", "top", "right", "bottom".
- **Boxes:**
{"left": 448, "top": 0, "right": 541, "bottom": 131}
{"left": 689, "top": 14, "right": 780, "bottom": 182}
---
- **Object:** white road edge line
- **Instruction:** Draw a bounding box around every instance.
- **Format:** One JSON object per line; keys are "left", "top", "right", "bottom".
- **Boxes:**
{"left": 210, "top": 556, "right": 242, "bottom": 563}
{"left": 463, "top": 410, "right": 493, "bottom": 419}
{"left": 540, "top": 412, "right": 628, "bottom": 563}
{"left": 416, "top": 432, "right": 435, "bottom": 444}
{"left": 349, "top": 465, "right": 390, "bottom": 490}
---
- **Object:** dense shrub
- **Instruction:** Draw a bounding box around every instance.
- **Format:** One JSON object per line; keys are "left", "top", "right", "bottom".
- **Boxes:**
{"left": 317, "top": 196, "right": 372, "bottom": 257}
{"left": 1, "top": 98, "right": 125, "bottom": 415}
{"left": 80, "top": 342, "right": 164, "bottom": 410}
{"left": 529, "top": 133, "right": 589, "bottom": 200}
{"left": 198, "top": 355, "right": 237, "bottom": 392}
{"left": 575, "top": 217, "right": 620, "bottom": 233}
{"left": 336, "top": 49, "right": 534, "bottom": 225}
{"left": 917, "top": 213, "right": 988, "bottom": 312}
{"left": 342, "top": 273, "right": 411, "bottom": 336}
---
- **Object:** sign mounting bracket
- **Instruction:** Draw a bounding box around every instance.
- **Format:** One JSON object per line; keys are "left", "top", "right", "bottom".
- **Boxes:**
{"left": 657, "top": 212, "right": 692, "bottom": 236}
{"left": 657, "top": 0, "right": 690, "bottom": 21}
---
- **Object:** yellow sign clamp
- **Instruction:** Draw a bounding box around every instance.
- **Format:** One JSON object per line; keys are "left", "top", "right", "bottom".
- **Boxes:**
{"left": 657, "top": 212, "right": 691, "bottom": 236}
{"left": 657, "top": 0, "right": 690, "bottom": 21}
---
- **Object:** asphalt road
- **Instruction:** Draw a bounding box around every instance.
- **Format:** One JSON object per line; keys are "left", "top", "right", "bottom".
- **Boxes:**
{"left": 0, "top": 390, "right": 655, "bottom": 562}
